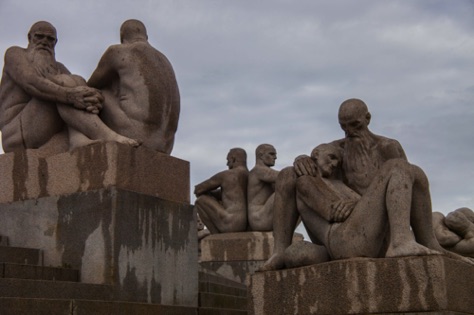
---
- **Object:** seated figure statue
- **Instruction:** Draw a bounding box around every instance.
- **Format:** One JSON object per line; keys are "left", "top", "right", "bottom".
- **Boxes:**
{"left": 194, "top": 148, "right": 249, "bottom": 234}
{"left": 88, "top": 19, "right": 180, "bottom": 154}
{"left": 0, "top": 21, "right": 139, "bottom": 152}
{"left": 262, "top": 98, "right": 456, "bottom": 270}
{"left": 247, "top": 144, "right": 279, "bottom": 231}
{"left": 433, "top": 208, "right": 474, "bottom": 258}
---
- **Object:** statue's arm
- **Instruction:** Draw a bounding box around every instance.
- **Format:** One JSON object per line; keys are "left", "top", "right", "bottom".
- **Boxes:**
{"left": 194, "top": 172, "right": 224, "bottom": 196}
{"left": 4, "top": 47, "right": 71, "bottom": 104}
{"left": 4, "top": 47, "right": 100, "bottom": 111}
{"left": 256, "top": 167, "right": 279, "bottom": 183}
{"left": 88, "top": 47, "right": 117, "bottom": 89}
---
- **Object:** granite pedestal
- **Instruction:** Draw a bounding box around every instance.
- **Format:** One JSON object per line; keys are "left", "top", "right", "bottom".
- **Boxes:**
{"left": 248, "top": 255, "right": 474, "bottom": 315}
{"left": 0, "top": 142, "right": 198, "bottom": 307}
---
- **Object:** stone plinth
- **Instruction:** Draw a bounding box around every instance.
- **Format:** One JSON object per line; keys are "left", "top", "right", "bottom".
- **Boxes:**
{"left": 248, "top": 255, "right": 474, "bottom": 315}
{"left": 0, "top": 143, "right": 197, "bottom": 307}
{"left": 200, "top": 232, "right": 302, "bottom": 283}
{"left": 0, "top": 142, "right": 190, "bottom": 204}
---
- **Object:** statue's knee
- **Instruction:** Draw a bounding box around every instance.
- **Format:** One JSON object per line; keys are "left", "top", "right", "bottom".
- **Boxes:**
{"left": 456, "top": 207, "right": 474, "bottom": 221}
{"left": 276, "top": 167, "right": 297, "bottom": 190}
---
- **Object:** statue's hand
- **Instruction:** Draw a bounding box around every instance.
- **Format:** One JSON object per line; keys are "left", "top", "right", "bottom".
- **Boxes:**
{"left": 68, "top": 86, "right": 104, "bottom": 114}
{"left": 331, "top": 200, "right": 357, "bottom": 222}
{"left": 294, "top": 155, "right": 317, "bottom": 177}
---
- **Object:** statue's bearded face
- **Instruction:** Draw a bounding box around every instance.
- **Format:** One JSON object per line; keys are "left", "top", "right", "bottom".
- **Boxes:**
{"left": 31, "top": 32, "right": 56, "bottom": 55}
{"left": 28, "top": 23, "right": 57, "bottom": 56}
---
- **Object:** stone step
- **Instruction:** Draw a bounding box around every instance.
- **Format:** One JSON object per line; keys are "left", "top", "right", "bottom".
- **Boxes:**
{"left": 199, "top": 281, "right": 247, "bottom": 297}
{"left": 199, "top": 292, "right": 248, "bottom": 311}
{"left": 0, "top": 262, "right": 79, "bottom": 282}
{"left": 0, "top": 245, "right": 40, "bottom": 265}
{"left": 199, "top": 270, "right": 247, "bottom": 288}
{"left": 198, "top": 307, "right": 248, "bottom": 315}
{"left": 0, "top": 278, "right": 114, "bottom": 301}
{"left": 0, "top": 297, "right": 197, "bottom": 315}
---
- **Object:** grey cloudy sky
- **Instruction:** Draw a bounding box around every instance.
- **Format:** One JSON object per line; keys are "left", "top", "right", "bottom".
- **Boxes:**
{"left": 0, "top": 1, "right": 473, "bottom": 225}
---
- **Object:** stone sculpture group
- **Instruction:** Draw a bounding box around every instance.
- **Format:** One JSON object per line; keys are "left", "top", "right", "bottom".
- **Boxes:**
{"left": 1, "top": 20, "right": 473, "bottom": 273}
{"left": 194, "top": 97, "right": 474, "bottom": 269}
{"left": 0, "top": 20, "right": 179, "bottom": 155}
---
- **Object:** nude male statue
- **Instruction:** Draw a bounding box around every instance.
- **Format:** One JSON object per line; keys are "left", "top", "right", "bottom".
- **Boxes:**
{"left": 88, "top": 19, "right": 180, "bottom": 154}
{"left": 433, "top": 208, "right": 474, "bottom": 258}
{"left": 261, "top": 98, "right": 448, "bottom": 270}
{"left": 0, "top": 21, "right": 139, "bottom": 152}
{"left": 194, "top": 148, "right": 249, "bottom": 234}
{"left": 247, "top": 144, "right": 279, "bottom": 231}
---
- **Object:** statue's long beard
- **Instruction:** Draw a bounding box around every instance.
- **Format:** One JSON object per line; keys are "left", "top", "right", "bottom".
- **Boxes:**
{"left": 27, "top": 48, "right": 59, "bottom": 78}
{"left": 344, "top": 137, "right": 372, "bottom": 172}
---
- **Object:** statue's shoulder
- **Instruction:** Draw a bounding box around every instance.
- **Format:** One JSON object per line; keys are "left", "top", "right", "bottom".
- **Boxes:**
{"left": 376, "top": 135, "right": 402, "bottom": 149}
{"left": 374, "top": 134, "right": 406, "bottom": 159}
{"left": 4, "top": 46, "right": 25, "bottom": 59}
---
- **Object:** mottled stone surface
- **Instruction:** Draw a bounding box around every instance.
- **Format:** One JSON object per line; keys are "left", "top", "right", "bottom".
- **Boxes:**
{"left": 200, "top": 232, "right": 302, "bottom": 283}
{"left": 249, "top": 256, "right": 474, "bottom": 315}
{"left": 0, "top": 142, "right": 189, "bottom": 204}
{"left": 0, "top": 187, "right": 198, "bottom": 306}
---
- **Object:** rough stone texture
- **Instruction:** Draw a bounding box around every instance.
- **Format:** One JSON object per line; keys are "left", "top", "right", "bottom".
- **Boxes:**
{"left": 200, "top": 261, "right": 263, "bottom": 284}
{"left": 201, "top": 232, "right": 303, "bottom": 262}
{"left": 0, "top": 187, "right": 198, "bottom": 306}
{"left": 0, "top": 142, "right": 190, "bottom": 204}
{"left": 248, "top": 256, "right": 474, "bottom": 315}
{"left": 200, "top": 232, "right": 302, "bottom": 283}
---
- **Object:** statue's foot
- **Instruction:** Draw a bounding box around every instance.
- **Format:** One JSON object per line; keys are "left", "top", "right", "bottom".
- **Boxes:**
{"left": 112, "top": 134, "right": 141, "bottom": 148}
{"left": 258, "top": 253, "right": 285, "bottom": 272}
{"left": 386, "top": 240, "right": 440, "bottom": 258}
{"left": 69, "top": 138, "right": 102, "bottom": 151}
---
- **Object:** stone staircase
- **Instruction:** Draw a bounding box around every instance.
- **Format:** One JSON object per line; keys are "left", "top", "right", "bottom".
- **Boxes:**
{"left": 0, "top": 239, "right": 249, "bottom": 314}
{"left": 198, "top": 271, "right": 248, "bottom": 315}
{"left": 0, "top": 242, "right": 196, "bottom": 314}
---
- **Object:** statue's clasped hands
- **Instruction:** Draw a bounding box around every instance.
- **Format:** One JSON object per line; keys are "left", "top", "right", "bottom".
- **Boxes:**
{"left": 70, "top": 86, "right": 104, "bottom": 114}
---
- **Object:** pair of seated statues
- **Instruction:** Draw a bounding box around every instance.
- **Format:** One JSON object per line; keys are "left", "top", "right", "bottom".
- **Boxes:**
{"left": 195, "top": 98, "right": 474, "bottom": 269}
{"left": 0, "top": 20, "right": 179, "bottom": 155}
{"left": 194, "top": 144, "right": 279, "bottom": 234}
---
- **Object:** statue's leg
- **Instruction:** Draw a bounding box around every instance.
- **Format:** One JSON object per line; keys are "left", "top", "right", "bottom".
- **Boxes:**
{"left": 1, "top": 98, "right": 64, "bottom": 151}
{"left": 383, "top": 160, "right": 440, "bottom": 257}
{"left": 260, "top": 167, "right": 299, "bottom": 270}
{"left": 53, "top": 74, "right": 140, "bottom": 149}
{"left": 194, "top": 195, "right": 247, "bottom": 234}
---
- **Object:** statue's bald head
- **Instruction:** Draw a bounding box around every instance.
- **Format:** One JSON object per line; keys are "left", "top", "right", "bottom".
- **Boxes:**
{"left": 120, "top": 19, "right": 148, "bottom": 43}
{"left": 28, "top": 21, "right": 57, "bottom": 44}
{"left": 338, "top": 98, "right": 369, "bottom": 121}
{"left": 338, "top": 98, "right": 371, "bottom": 138}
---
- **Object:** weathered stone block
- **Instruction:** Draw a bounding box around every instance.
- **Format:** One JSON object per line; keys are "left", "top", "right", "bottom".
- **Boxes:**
{"left": 0, "top": 188, "right": 198, "bottom": 307}
{"left": 200, "top": 232, "right": 303, "bottom": 283}
{"left": 248, "top": 256, "right": 474, "bottom": 315}
{"left": 0, "top": 142, "right": 190, "bottom": 204}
